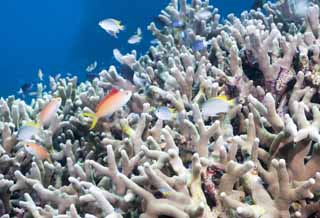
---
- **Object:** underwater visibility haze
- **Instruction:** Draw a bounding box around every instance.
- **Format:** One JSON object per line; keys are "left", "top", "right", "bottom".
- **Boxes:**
{"left": 2, "top": 0, "right": 320, "bottom": 217}
{"left": 0, "top": 0, "right": 255, "bottom": 98}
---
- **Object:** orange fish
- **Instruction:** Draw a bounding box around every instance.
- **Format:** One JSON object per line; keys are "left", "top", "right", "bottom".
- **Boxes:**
{"left": 39, "top": 97, "right": 62, "bottom": 126}
{"left": 24, "top": 143, "right": 50, "bottom": 161}
{"left": 82, "top": 88, "right": 132, "bottom": 129}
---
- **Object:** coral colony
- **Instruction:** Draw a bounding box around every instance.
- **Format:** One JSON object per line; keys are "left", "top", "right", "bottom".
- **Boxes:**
{"left": 2, "top": 0, "right": 320, "bottom": 217}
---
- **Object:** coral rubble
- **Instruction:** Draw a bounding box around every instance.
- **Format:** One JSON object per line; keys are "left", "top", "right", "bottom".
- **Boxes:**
{"left": 1, "top": 0, "right": 320, "bottom": 217}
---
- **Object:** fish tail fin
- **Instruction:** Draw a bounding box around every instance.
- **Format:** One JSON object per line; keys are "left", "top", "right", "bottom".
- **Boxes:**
{"left": 137, "top": 27, "right": 142, "bottom": 35}
{"left": 81, "top": 113, "right": 98, "bottom": 130}
{"left": 119, "top": 24, "right": 125, "bottom": 30}
{"left": 228, "top": 99, "right": 235, "bottom": 105}
{"left": 121, "top": 123, "right": 134, "bottom": 137}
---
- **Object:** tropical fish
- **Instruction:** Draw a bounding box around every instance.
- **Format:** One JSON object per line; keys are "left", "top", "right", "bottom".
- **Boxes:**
{"left": 18, "top": 83, "right": 34, "bottom": 96}
{"left": 24, "top": 142, "right": 50, "bottom": 161}
{"left": 82, "top": 88, "right": 132, "bottom": 130}
{"left": 17, "top": 123, "right": 40, "bottom": 141}
{"left": 38, "top": 68, "right": 43, "bottom": 81}
{"left": 192, "top": 39, "right": 207, "bottom": 52}
{"left": 38, "top": 97, "right": 62, "bottom": 126}
{"left": 86, "top": 61, "right": 98, "bottom": 72}
{"left": 201, "top": 95, "right": 234, "bottom": 117}
{"left": 155, "top": 106, "right": 176, "bottom": 121}
{"left": 99, "top": 18, "right": 125, "bottom": 38}
{"left": 128, "top": 27, "right": 142, "bottom": 44}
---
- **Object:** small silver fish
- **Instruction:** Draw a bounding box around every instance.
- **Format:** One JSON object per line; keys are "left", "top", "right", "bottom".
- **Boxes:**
{"left": 86, "top": 61, "right": 98, "bottom": 72}
{"left": 201, "top": 96, "right": 234, "bottom": 117}
{"left": 128, "top": 27, "right": 142, "bottom": 44}
{"left": 38, "top": 69, "right": 43, "bottom": 81}
{"left": 99, "top": 18, "right": 125, "bottom": 38}
{"left": 17, "top": 125, "right": 39, "bottom": 141}
{"left": 155, "top": 107, "right": 175, "bottom": 121}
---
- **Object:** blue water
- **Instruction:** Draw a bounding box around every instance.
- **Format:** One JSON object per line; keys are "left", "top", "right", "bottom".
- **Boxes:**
{"left": 0, "top": 0, "right": 255, "bottom": 98}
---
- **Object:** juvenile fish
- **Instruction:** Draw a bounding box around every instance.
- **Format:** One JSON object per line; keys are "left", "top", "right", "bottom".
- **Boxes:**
{"left": 201, "top": 95, "right": 234, "bottom": 117}
{"left": 24, "top": 143, "right": 50, "bottom": 161}
{"left": 155, "top": 106, "right": 176, "bottom": 121}
{"left": 128, "top": 27, "right": 142, "bottom": 44}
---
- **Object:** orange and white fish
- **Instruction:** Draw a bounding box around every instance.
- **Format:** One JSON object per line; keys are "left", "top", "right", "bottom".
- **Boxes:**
{"left": 39, "top": 97, "right": 62, "bottom": 126}
{"left": 82, "top": 88, "right": 132, "bottom": 130}
{"left": 24, "top": 143, "right": 50, "bottom": 161}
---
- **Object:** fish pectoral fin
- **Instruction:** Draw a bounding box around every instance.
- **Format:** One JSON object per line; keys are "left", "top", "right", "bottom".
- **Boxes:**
{"left": 81, "top": 113, "right": 98, "bottom": 130}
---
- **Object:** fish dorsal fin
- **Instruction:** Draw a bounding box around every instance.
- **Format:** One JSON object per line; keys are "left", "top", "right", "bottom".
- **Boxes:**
{"left": 137, "top": 27, "right": 142, "bottom": 36}
{"left": 96, "top": 88, "right": 119, "bottom": 111}
{"left": 214, "top": 95, "right": 234, "bottom": 105}
{"left": 214, "top": 95, "right": 228, "bottom": 101}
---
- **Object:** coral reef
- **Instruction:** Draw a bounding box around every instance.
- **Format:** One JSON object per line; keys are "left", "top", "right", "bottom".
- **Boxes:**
{"left": 1, "top": 0, "right": 320, "bottom": 217}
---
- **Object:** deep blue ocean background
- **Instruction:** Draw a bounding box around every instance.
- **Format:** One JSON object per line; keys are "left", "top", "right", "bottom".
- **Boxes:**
{"left": 0, "top": 0, "right": 256, "bottom": 98}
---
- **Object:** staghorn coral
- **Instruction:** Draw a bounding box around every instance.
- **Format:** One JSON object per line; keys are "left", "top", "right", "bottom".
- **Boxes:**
{"left": 1, "top": 0, "right": 320, "bottom": 217}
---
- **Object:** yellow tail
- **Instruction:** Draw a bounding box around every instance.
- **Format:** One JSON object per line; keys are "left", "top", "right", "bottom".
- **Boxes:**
{"left": 81, "top": 113, "right": 98, "bottom": 130}
{"left": 25, "top": 121, "right": 41, "bottom": 128}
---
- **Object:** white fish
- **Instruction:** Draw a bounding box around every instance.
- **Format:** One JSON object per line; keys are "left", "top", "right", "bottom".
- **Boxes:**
{"left": 38, "top": 69, "right": 43, "bottom": 81}
{"left": 17, "top": 124, "right": 40, "bottom": 141}
{"left": 201, "top": 96, "right": 234, "bottom": 117}
{"left": 128, "top": 27, "right": 142, "bottom": 44}
{"left": 150, "top": 39, "right": 159, "bottom": 45}
{"left": 99, "top": 18, "right": 125, "bottom": 38}
{"left": 86, "top": 61, "right": 98, "bottom": 72}
{"left": 155, "top": 107, "right": 176, "bottom": 121}
{"left": 195, "top": 9, "right": 212, "bottom": 20}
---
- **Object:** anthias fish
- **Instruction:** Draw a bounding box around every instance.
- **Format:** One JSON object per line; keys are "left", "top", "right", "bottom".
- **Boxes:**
{"left": 99, "top": 18, "right": 125, "bottom": 38}
{"left": 39, "top": 97, "right": 62, "bottom": 126}
{"left": 201, "top": 95, "right": 234, "bottom": 117}
{"left": 128, "top": 27, "right": 142, "bottom": 44}
{"left": 24, "top": 143, "right": 50, "bottom": 161}
{"left": 82, "top": 88, "right": 132, "bottom": 129}
{"left": 86, "top": 61, "right": 98, "bottom": 72}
